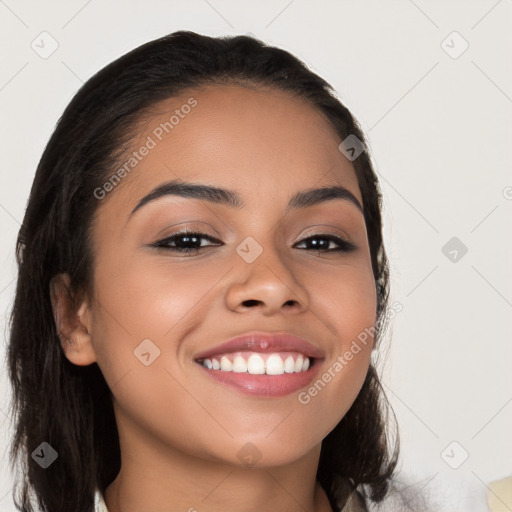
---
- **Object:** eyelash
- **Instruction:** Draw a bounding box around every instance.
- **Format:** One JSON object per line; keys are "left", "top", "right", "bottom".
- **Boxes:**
{"left": 151, "top": 229, "right": 357, "bottom": 254}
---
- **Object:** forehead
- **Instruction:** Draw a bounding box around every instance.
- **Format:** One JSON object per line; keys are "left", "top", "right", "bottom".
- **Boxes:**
{"left": 98, "top": 83, "right": 362, "bottom": 216}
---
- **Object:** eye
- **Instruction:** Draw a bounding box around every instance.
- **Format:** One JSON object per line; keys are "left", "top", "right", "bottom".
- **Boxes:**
{"left": 151, "top": 229, "right": 356, "bottom": 255}
{"left": 293, "top": 233, "right": 357, "bottom": 253}
{"left": 151, "top": 229, "right": 222, "bottom": 254}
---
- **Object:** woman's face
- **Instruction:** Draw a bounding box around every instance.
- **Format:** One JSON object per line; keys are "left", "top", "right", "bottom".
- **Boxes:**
{"left": 80, "top": 83, "right": 377, "bottom": 467}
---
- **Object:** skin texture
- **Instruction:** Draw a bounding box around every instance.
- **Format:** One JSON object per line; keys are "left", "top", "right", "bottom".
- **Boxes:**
{"left": 50, "top": 84, "right": 377, "bottom": 512}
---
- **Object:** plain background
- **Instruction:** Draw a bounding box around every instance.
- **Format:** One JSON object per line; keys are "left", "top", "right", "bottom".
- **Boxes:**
{"left": 0, "top": 1, "right": 511, "bottom": 510}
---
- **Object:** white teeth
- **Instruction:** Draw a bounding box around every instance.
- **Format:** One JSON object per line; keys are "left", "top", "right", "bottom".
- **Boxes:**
{"left": 247, "top": 354, "right": 265, "bottom": 374}
{"left": 220, "top": 356, "right": 232, "bottom": 371}
{"left": 294, "top": 354, "right": 304, "bottom": 373}
{"left": 200, "top": 352, "right": 311, "bottom": 375}
{"left": 284, "top": 355, "right": 295, "bottom": 373}
{"left": 232, "top": 355, "right": 247, "bottom": 373}
{"left": 266, "top": 354, "right": 284, "bottom": 375}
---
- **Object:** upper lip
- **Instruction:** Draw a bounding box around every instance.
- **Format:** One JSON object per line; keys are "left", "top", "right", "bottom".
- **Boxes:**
{"left": 193, "top": 331, "right": 326, "bottom": 361}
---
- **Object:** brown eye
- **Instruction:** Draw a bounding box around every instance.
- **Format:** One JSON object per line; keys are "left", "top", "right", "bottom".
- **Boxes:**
{"left": 294, "top": 234, "right": 357, "bottom": 253}
{"left": 151, "top": 230, "right": 222, "bottom": 254}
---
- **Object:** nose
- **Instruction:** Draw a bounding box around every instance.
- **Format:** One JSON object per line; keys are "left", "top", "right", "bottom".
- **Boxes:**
{"left": 225, "top": 244, "right": 310, "bottom": 316}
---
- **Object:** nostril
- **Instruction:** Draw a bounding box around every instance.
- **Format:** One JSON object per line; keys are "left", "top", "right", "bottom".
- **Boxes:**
{"left": 242, "top": 299, "right": 261, "bottom": 307}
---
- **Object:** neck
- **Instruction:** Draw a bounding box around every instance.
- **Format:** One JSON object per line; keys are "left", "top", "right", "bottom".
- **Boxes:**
{"left": 103, "top": 428, "right": 334, "bottom": 512}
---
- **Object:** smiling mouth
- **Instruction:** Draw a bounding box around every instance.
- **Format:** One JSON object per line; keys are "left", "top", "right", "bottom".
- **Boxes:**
{"left": 195, "top": 350, "right": 316, "bottom": 375}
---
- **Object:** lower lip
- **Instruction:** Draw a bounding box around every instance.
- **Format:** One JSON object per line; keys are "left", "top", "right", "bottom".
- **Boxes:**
{"left": 195, "top": 359, "right": 323, "bottom": 398}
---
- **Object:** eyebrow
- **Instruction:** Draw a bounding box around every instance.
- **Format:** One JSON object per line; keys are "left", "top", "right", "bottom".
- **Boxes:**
{"left": 128, "top": 179, "right": 364, "bottom": 218}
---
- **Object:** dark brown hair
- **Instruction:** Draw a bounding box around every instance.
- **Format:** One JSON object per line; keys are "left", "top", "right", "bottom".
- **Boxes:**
{"left": 6, "top": 30, "right": 399, "bottom": 512}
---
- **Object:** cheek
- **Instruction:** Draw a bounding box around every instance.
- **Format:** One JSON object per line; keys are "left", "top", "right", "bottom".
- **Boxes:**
{"left": 302, "top": 259, "right": 377, "bottom": 344}
{"left": 89, "top": 252, "right": 223, "bottom": 392}
{"left": 91, "top": 251, "right": 214, "bottom": 340}
{"left": 301, "top": 262, "right": 376, "bottom": 394}
{"left": 88, "top": 256, "right": 220, "bottom": 456}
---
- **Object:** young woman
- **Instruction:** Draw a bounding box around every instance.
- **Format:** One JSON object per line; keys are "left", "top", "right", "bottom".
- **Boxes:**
{"left": 6, "top": 30, "right": 399, "bottom": 512}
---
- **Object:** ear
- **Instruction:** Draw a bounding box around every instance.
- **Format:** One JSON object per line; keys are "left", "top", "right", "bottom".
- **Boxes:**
{"left": 49, "top": 273, "right": 97, "bottom": 366}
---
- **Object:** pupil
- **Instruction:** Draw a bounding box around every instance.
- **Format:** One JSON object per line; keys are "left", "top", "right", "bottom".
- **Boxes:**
{"left": 179, "top": 235, "right": 197, "bottom": 247}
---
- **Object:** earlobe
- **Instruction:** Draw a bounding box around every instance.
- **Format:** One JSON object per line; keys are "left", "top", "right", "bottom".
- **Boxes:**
{"left": 49, "top": 273, "right": 97, "bottom": 366}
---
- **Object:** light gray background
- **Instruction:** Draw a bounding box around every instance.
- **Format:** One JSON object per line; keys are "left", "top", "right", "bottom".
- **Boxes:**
{"left": 1, "top": 1, "right": 511, "bottom": 511}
